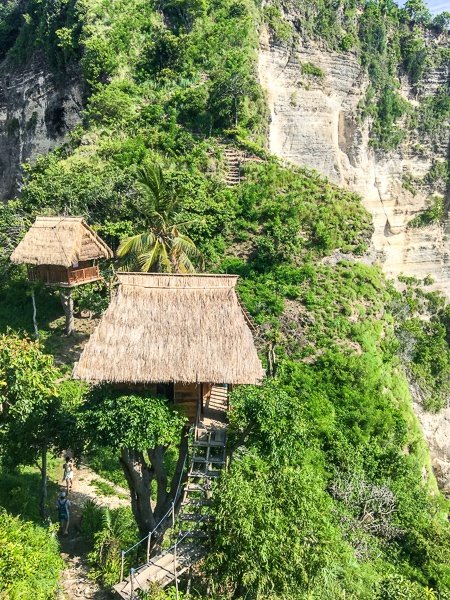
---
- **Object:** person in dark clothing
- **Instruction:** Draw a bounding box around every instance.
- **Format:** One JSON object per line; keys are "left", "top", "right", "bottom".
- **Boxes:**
{"left": 57, "top": 491, "right": 71, "bottom": 535}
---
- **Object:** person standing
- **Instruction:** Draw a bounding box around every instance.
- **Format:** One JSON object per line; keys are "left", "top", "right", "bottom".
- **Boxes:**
{"left": 56, "top": 491, "right": 71, "bottom": 535}
{"left": 62, "top": 456, "right": 74, "bottom": 493}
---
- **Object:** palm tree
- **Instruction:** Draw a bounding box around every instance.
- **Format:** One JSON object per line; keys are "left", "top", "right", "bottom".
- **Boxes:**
{"left": 117, "top": 163, "right": 201, "bottom": 273}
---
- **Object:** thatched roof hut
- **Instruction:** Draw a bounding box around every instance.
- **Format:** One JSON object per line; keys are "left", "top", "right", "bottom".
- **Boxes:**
{"left": 10, "top": 216, "right": 113, "bottom": 267}
{"left": 74, "top": 273, "right": 264, "bottom": 385}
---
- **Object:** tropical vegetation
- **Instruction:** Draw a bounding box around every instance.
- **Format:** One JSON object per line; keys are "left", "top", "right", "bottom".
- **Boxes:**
{"left": 0, "top": 0, "right": 449, "bottom": 598}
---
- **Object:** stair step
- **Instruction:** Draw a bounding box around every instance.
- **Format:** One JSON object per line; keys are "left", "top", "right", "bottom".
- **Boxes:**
{"left": 191, "top": 456, "right": 225, "bottom": 465}
{"left": 113, "top": 552, "right": 176, "bottom": 599}
{"left": 179, "top": 530, "right": 209, "bottom": 539}
{"left": 184, "top": 483, "right": 210, "bottom": 492}
{"left": 181, "top": 498, "right": 213, "bottom": 508}
{"left": 114, "top": 544, "right": 203, "bottom": 598}
{"left": 178, "top": 513, "right": 207, "bottom": 522}
{"left": 194, "top": 440, "right": 226, "bottom": 448}
{"left": 188, "top": 470, "right": 220, "bottom": 479}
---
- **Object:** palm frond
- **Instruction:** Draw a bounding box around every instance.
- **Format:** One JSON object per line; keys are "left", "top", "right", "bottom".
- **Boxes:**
{"left": 158, "top": 243, "right": 173, "bottom": 273}
{"left": 117, "top": 231, "right": 156, "bottom": 257}
{"left": 173, "top": 217, "right": 204, "bottom": 230}
{"left": 173, "top": 234, "right": 202, "bottom": 258}
{"left": 117, "top": 249, "right": 141, "bottom": 272}
{"left": 136, "top": 163, "right": 165, "bottom": 211}
{"left": 139, "top": 242, "right": 162, "bottom": 272}
{"left": 123, "top": 164, "right": 202, "bottom": 274}
{"left": 176, "top": 252, "right": 196, "bottom": 273}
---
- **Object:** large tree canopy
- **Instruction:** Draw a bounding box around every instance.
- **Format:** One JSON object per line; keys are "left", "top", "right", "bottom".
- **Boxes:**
{"left": 79, "top": 387, "right": 188, "bottom": 537}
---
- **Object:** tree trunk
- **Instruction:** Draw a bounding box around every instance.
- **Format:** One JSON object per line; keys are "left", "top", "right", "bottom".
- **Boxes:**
{"left": 39, "top": 444, "right": 47, "bottom": 519}
{"left": 120, "top": 448, "right": 155, "bottom": 538}
{"left": 119, "top": 427, "right": 190, "bottom": 541}
{"left": 148, "top": 445, "right": 169, "bottom": 520}
{"left": 60, "top": 289, "right": 74, "bottom": 335}
{"left": 31, "top": 288, "right": 39, "bottom": 341}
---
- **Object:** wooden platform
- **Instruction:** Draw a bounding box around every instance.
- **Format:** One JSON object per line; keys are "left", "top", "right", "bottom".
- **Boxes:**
{"left": 113, "top": 545, "right": 204, "bottom": 599}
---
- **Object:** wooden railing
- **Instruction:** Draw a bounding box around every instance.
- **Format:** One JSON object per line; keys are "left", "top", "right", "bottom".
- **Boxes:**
{"left": 29, "top": 266, "right": 68, "bottom": 285}
{"left": 28, "top": 264, "right": 100, "bottom": 286}
{"left": 67, "top": 265, "right": 100, "bottom": 284}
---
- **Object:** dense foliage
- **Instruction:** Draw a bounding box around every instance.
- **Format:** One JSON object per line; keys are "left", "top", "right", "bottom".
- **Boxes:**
{"left": 0, "top": 510, "right": 62, "bottom": 599}
{"left": 0, "top": 0, "right": 449, "bottom": 598}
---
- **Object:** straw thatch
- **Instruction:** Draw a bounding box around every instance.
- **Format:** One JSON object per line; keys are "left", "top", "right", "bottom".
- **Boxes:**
{"left": 74, "top": 273, "right": 264, "bottom": 385}
{"left": 10, "top": 216, "right": 113, "bottom": 267}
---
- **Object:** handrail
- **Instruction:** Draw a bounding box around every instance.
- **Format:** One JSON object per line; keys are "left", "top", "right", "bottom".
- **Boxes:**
{"left": 136, "top": 512, "right": 209, "bottom": 569}
{"left": 119, "top": 428, "right": 193, "bottom": 581}
{"left": 122, "top": 452, "right": 188, "bottom": 557}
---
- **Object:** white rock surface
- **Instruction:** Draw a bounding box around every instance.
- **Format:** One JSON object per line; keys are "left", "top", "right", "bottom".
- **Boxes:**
{"left": 259, "top": 28, "right": 450, "bottom": 297}
{"left": 414, "top": 401, "right": 450, "bottom": 495}
{"left": 259, "top": 27, "right": 450, "bottom": 492}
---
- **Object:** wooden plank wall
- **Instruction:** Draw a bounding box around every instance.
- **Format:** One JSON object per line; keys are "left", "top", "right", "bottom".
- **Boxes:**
{"left": 174, "top": 383, "right": 200, "bottom": 423}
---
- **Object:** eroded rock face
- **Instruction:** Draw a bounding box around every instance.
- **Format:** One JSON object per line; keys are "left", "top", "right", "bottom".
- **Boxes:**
{"left": 259, "top": 26, "right": 450, "bottom": 492}
{"left": 259, "top": 27, "right": 450, "bottom": 296}
{"left": 0, "top": 55, "right": 83, "bottom": 200}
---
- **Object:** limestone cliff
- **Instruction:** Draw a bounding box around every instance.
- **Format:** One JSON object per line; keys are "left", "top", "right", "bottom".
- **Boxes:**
{"left": 259, "top": 25, "right": 450, "bottom": 296}
{"left": 0, "top": 55, "right": 82, "bottom": 200}
{"left": 259, "top": 22, "right": 450, "bottom": 491}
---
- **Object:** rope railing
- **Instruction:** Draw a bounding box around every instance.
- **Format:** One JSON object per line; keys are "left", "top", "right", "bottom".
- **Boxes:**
{"left": 119, "top": 430, "right": 193, "bottom": 583}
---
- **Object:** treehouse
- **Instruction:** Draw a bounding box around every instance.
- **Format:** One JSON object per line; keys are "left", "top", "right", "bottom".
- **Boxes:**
{"left": 73, "top": 273, "right": 264, "bottom": 421}
{"left": 10, "top": 216, "right": 113, "bottom": 287}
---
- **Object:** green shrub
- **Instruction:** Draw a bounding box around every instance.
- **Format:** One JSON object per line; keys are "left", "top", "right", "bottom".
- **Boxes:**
{"left": 85, "top": 505, "right": 138, "bottom": 586}
{"left": 301, "top": 61, "right": 324, "bottom": 77}
{"left": 409, "top": 197, "right": 445, "bottom": 227}
{"left": 263, "top": 4, "right": 293, "bottom": 43}
{"left": 0, "top": 510, "right": 62, "bottom": 599}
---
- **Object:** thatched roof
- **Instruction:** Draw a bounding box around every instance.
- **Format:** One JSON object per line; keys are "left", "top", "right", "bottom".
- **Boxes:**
{"left": 74, "top": 273, "right": 264, "bottom": 385}
{"left": 10, "top": 217, "right": 113, "bottom": 267}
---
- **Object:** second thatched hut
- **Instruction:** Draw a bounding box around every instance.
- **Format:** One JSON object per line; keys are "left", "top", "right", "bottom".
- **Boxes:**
{"left": 10, "top": 216, "right": 113, "bottom": 334}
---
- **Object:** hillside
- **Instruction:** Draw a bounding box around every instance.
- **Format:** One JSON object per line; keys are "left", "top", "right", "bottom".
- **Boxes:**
{"left": 1, "top": 0, "right": 450, "bottom": 599}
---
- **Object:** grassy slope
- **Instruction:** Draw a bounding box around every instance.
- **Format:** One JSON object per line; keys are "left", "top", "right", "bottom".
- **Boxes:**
{"left": 0, "top": 0, "right": 450, "bottom": 598}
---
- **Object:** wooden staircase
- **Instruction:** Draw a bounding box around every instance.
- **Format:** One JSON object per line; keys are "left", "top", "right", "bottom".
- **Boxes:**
{"left": 113, "top": 385, "right": 228, "bottom": 599}
{"left": 222, "top": 146, "right": 264, "bottom": 187}
{"left": 223, "top": 147, "right": 244, "bottom": 186}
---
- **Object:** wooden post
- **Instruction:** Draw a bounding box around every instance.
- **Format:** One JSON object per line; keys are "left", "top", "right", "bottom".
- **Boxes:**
{"left": 172, "top": 502, "right": 179, "bottom": 599}
{"left": 60, "top": 288, "right": 74, "bottom": 335}
{"left": 120, "top": 551, "right": 124, "bottom": 583}
{"left": 39, "top": 443, "right": 47, "bottom": 519}
{"left": 146, "top": 532, "right": 151, "bottom": 563}
{"left": 30, "top": 288, "right": 39, "bottom": 341}
{"left": 186, "top": 567, "right": 192, "bottom": 598}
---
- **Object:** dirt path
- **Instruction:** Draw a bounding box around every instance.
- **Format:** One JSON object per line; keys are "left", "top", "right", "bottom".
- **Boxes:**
{"left": 57, "top": 463, "right": 130, "bottom": 600}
